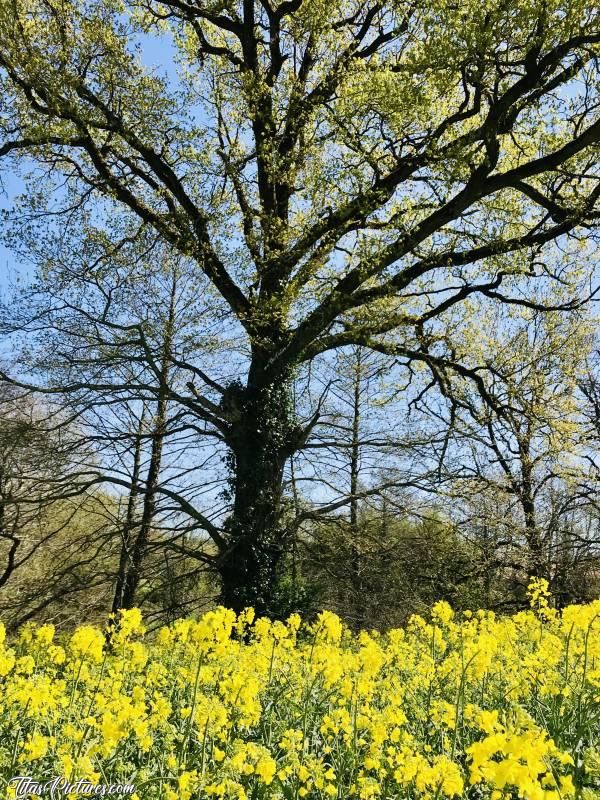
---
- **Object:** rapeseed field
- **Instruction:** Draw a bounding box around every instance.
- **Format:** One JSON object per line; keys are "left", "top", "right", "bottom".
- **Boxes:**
{"left": 0, "top": 579, "right": 598, "bottom": 799}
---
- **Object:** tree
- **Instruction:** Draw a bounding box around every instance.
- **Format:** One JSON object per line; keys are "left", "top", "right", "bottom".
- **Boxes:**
{"left": 1, "top": 0, "right": 600, "bottom": 613}
{"left": 112, "top": 270, "right": 177, "bottom": 611}
{"left": 0, "top": 224, "right": 226, "bottom": 611}
{"left": 293, "top": 346, "right": 411, "bottom": 628}
{"left": 433, "top": 307, "right": 597, "bottom": 595}
{"left": 0, "top": 386, "right": 65, "bottom": 588}
{"left": 0, "top": 386, "right": 123, "bottom": 628}
{"left": 300, "top": 502, "right": 484, "bottom": 629}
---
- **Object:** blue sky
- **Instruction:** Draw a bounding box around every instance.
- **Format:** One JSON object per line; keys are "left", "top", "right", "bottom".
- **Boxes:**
{"left": 0, "top": 171, "right": 28, "bottom": 296}
{"left": 0, "top": 29, "right": 178, "bottom": 299}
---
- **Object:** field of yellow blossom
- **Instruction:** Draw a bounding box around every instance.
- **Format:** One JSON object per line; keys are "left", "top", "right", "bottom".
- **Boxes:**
{"left": 0, "top": 578, "right": 598, "bottom": 800}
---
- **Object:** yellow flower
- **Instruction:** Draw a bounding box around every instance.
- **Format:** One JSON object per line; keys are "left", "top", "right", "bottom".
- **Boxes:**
{"left": 0, "top": 601, "right": 593, "bottom": 800}
{"left": 432, "top": 601, "right": 454, "bottom": 625}
{"left": 48, "top": 645, "right": 66, "bottom": 664}
{"left": 255, "top": 756, "right": 277, "bottom": 784}
{"left": 35, "top": 624, "right": 55, "bottom": 645}
{"left": 22, "top": 731, "right": 48, "bottom": 761}
{"left": 69, "top": 626, "right": 105, "bottom": 662}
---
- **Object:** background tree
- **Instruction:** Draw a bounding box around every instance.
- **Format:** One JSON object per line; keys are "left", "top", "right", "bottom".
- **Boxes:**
{"left": 299, "top": 501, "right": 485, "bottom": 629}
{"left": 0, "top": 226, "right": 226, "bottom": 616}
{"left": 431, "top": 306, "right": 598, "bottom": 602}
{"left": 0, "top": 385, "right": 65, "bottom": 588}
{"left": 0, "top": 385, "right": 120, "bottom": 628}
{"left": 288, "top": 346, "right": 443, "bottom": 626}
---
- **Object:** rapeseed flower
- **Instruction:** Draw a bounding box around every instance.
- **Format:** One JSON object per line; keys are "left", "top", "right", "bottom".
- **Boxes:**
{"left": 0, "top": 592, "right": 597, "bottom": 798}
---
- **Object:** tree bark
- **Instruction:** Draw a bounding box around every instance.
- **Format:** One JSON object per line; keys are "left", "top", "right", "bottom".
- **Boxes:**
{"left": 111, "top": 411, "right": 145, "bottom": 614}
{"left": 119, "top": 396, "right": 168, "bottom": 608}
{"left": 349, "top": 347, "right": 365, "bottom": 630}
{"left": 113, "top": 274, "right": 176, "bottom": 611}
{"left": 217, "top": 362, "right": 300, "bottom": 616}
{"left": 518, "top": 423, "right": 545, "bottom": 579}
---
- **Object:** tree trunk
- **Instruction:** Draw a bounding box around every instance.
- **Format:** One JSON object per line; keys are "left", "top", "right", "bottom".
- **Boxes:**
{"left": 519, "top": 426, "right": 545, "bottom": 579}
{"left": 119, "top": 393, "right": 169, "bottom": 609}
{"left": 349, "top": 347, "right": 364, "bottom": 630}
{"left": 113, "top": 274, "right": 176, "bottom": 611}
{"left": 111, "top": 411, "right": 145, "bottom": 614}
{"left": 522, "top": 488, "right": 545, "bottom": 578}
{"left": 218, "top": 369, "right": 299, "bottom": 617}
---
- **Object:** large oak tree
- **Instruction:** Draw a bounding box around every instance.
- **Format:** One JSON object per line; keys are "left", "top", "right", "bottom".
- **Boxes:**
{"left": 1, "top": 0, "right": 600, "bottom": 613}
